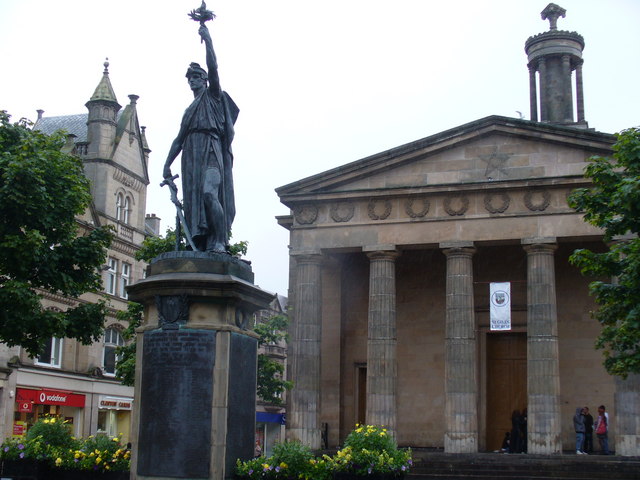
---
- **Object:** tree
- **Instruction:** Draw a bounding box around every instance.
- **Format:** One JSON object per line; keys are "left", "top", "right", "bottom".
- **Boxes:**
{"left": 568, "top": 126, "right": 640, "bottom": 377}
{"left": 0, "top": 111, "right": 113, "bottom": 356}
{"left": 254, "top": 313, "right": 294, "bottom": 405}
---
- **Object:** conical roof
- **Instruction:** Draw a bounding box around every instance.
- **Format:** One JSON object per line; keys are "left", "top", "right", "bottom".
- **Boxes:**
{"left": 89, "top": 58, "right": 119, "bottom": 104}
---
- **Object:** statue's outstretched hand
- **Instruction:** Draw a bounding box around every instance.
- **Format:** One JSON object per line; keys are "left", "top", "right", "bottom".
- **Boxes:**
{"left": 199, "top": 24, "right": 211, "bottom": 42}
{"left": 163, "top": 165, "right": 172, "bottom": 179}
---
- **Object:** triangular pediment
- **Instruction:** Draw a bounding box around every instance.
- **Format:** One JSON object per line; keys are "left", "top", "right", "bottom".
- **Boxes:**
{"left": 277, "top": 116, "right": 614, "bottom": 206}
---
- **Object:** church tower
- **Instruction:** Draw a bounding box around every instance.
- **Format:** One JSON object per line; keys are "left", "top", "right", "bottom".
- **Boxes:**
{"left": 525, "top": 3, "right": 587, "bottom": 128}
{"left": 85, "top": 59, "right": 121, "bottom": 159}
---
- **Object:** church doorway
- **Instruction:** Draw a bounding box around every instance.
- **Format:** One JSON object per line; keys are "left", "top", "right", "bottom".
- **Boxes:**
{"left": 486, "top": 332, "right": 527, "bottom": 451}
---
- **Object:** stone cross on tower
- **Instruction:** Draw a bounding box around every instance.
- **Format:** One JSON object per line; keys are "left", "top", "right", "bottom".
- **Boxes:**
{"left": 541, "top": 3, "right": 566, "bottom": 31}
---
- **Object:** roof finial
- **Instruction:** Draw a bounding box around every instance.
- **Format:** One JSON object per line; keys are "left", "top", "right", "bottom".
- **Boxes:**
{"left": 103, "top": 57, "right": 110, "bottom": 74}
{"left": 541, "top": 3, "right": 566, "bottom": 31}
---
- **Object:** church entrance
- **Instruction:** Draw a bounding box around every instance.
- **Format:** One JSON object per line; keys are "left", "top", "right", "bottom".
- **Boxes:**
{"left": 486, "top": 332, "right": 527, "bottom": 452}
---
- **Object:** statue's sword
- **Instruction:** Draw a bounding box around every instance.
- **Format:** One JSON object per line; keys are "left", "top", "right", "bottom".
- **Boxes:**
{"left": 160, "top": 174, "right": 198, "bottom": 251}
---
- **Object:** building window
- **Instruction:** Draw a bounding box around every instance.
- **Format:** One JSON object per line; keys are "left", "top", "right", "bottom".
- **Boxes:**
{"left": 116, "top": 193, "right": 131, "bottom": 224}
{"left": 105, "top": 257, "right": 117, "bottom": 295}
{"left": 120, "top": 263, "right": 130, "bottom": 299}
{"left": 36, "top": 338, "right": 63, "bottom": 368}
{"left": 103, "top": 327, "right": 124, "bottom": 376}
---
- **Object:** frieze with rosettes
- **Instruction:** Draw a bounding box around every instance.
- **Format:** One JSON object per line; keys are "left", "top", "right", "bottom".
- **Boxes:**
{"left": 293, "top": 205, "right": 319, "bottom": 225}
{"left": 367, "top": 199, "right": 392, "bottom": 220}
{"left": 330, "top": 202, "right": 355, "bottom": 223}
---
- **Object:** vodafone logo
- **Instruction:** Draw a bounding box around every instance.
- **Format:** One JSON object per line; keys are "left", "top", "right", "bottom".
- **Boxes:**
{"left": 39, "top": 392, "right": 67, "bottom": 403}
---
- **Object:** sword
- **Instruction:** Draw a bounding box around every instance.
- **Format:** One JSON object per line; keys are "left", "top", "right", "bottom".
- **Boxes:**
{"left": 160, "top": 174, "right": 198, "bottom": 252}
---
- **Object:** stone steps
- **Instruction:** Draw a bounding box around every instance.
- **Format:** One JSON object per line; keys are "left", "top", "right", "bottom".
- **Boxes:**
{"left": 406, "top": 451, "right": 640, "bottom": 480}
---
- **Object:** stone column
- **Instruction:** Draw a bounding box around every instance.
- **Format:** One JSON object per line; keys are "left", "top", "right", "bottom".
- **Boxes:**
{"left": 615, "top": 374, "right": 640, "bottom": 456}
{"left": 441, "top": 242, "right": 478, "bottom": 453}
{"left": 561, "top": 55, "right": 573, "bottom": 123}
{"left": 575, "top": 62, "right": 585, "bottom": 123}
{"left": 528, "top": 64, "right": 538, "bottom": 122}
{"left": 538, "top": 58, "right": 547, "bottom": 122}
{"left": 287, "top": 252, "right": 323, "bottom": 449}
{"left": 364, "top": 247, "right": 400, "bottom": 438}
{"left": 523, "top": 238, "right": 561, "bottom": 454}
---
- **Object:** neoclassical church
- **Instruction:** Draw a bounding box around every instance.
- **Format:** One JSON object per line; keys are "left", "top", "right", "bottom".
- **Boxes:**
{"left": 0, "top": 61, "right": 157, "bottom": 444}
{"left": 277, "top": 4, "right": 639, "bottom": 455}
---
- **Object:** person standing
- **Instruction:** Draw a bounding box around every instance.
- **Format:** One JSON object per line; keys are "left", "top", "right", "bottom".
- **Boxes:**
{"left": 509, "top": 410, "right": 522, "bottom": 453}
{"left": 574, "top": 407, "right": 587, "bottom": 454}
{"left": 594, "top": 405, "right": 610, "bottom": 455}
{"left": 583, "top": 407, "right": 594, "bottom": 453}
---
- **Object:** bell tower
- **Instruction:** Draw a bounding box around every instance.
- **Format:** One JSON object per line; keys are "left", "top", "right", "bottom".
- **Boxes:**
{"left": 525, "top": 3, "right": 587, "bottom": 128}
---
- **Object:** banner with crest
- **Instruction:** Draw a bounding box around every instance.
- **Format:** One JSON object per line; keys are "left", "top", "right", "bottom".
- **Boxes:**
{"left": 490, "top": 282, "right": 511, "bottom": 330}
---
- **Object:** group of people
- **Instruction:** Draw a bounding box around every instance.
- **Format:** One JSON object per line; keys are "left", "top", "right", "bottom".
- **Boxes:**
{"left": 574, "top": 405, "right": 610, "bottom": 455}
{"left": 500, "top": 405, "right": 610, "bottom": 455}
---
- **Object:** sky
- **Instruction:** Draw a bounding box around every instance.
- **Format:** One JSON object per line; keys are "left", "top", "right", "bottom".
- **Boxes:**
{"left": 1, "top": 0, "right": 638, "bottom": 296}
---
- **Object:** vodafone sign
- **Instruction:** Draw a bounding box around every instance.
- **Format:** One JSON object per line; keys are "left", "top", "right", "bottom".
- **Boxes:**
{"left": 16, "top": 388, "right": 85, "bottom": 408}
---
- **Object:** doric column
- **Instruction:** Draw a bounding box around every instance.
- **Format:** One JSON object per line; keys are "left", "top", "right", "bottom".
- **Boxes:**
{"left": 561, "top": 55, "right": 573, "bottom": 123}
{"left": 287, "top": 252, "right": 323, "bottom": 449}
{"left": 538, "top": 58, "right": 547, "bottom": 122}
{"left": 523, "top": 238, "right": 561, "bottom": 454}
{"left": 441, "top": 242, "right": 478, "bottom": 453}
{"left": 615, "top": 374, "right": 640, "bottom": 456}
{"left": 528, "top": 63, "right": 538, "bottom": 122}
{"left": 575, "top": 61, "right": 585, "bottom": 123}
{"left": 364, "top": 247, "right": 400, "bottom": 438}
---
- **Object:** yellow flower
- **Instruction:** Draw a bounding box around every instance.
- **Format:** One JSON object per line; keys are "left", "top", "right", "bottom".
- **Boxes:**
{"left": 55, "top": 458, "right": 62, "bottom": 466}
{"left": 43, "top": 419, "right": 50, "bottom": 424}
{"left": 96, "top": 457, "right": 102, "bottom": 464}
{"left": 279, "top": 462, "right": 287, "bottom": 469}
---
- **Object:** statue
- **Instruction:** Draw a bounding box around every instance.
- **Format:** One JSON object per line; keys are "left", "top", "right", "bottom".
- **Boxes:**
{"left": 163, "top": 2, "right": 239, "bottom": 253}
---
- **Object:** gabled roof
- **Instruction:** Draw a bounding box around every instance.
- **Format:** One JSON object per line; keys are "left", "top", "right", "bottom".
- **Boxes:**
{"left": 276, "top": 115, "right": 615, "bottom": 201}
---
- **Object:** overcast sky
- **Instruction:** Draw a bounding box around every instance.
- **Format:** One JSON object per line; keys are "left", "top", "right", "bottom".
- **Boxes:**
{"left": 1, "top": 0, "right": 638, "bottom": 296}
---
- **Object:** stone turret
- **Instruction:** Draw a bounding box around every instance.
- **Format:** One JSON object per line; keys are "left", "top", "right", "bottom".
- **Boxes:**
{"left": 525, "top": 3, "right": 587, "bottom": 128}
{"left": 85, "top": 59, "right": 121, "bottom": 158}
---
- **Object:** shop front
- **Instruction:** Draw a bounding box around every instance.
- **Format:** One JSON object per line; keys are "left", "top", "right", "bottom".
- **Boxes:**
{"left": 256, "top": 412, "right": 285, "bottom": 457}
{"left": 97, "top": 395, "right": 133, "bottom": 442}
{"left": 14, "top": 388, "right": 86, "bottom": 438}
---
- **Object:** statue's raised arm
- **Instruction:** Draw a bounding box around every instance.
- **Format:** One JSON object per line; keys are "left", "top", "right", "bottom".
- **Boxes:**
{"left": 198, "top": 24, "right": 221, "bottom": 97}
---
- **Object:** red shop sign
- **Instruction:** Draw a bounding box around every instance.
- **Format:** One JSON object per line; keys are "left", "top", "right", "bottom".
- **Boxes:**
{"left": 16, "top": 388, "right": 85, "bottom": 408}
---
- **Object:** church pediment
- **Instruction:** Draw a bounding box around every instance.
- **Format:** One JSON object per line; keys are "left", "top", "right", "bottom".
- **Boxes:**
{"left": 277, "top": 116, "right": 614, "bottom": 205}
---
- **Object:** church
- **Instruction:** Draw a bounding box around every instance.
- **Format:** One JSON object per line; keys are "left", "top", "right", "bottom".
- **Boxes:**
{"left": 277, "top": 4, "right": 638, "bottom": 455}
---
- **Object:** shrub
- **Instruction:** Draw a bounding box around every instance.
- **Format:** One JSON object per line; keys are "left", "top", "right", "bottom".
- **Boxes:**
{"left": 236, "top": 440, "right": 330, "bottom": 480}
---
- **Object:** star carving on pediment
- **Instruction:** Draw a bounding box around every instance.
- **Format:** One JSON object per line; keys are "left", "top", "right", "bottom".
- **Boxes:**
{"left": 480, "top": 151, "right": 511, "bottom": 179}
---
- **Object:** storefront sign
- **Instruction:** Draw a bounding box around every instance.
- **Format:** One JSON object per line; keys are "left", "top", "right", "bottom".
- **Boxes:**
{"left": 12, "top": 421, "right": 26, "bottom": 437}
{"left": 16, "top": 388, "right": 85, "bottom": 408}
{"left": 18, "top": 401, "right": 33, "bottom": 413}
{"left": 99, "top": 396, "right": 133, "bottom": 410}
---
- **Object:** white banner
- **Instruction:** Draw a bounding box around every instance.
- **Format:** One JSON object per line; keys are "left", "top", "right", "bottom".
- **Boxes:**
{"left": 490, "top": 282, "right": 511, "bottom": 331}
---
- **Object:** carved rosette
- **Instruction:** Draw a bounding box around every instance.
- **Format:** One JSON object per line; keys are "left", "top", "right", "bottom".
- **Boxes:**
{"left": 484, "top": 192, "right": 510, "bottom": 214}
{"left": 444, "top": 194, "right": 469, "bottom": 216}
{"left": 293, "top": 204, "right": 319, "bottom": 225}
{"left": 405, "top": 198, "right": 430, "bottom": 218}
{"left": 330, "top": 202, "right": 355, "bottom": 223}
{"left": 367, "top": 199, "right": 392, "bottom": 220}
{"left": 524, "top": 189, "right": 551, "bottom": 211}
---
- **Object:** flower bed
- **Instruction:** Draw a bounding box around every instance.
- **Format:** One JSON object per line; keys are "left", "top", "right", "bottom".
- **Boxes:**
{"left": 1, "top": 416, "right": 130, "bottom": 479}
{"left": 236, "top": 425, "right": 411, "bottom": 479}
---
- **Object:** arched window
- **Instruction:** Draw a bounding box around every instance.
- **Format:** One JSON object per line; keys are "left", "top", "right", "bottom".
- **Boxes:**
{"left": 116, "top": 193, "right": 124, "bottom": 222}
{"left": 122, "top": 196, "right": 130, "bottom": 224}
{"left": 103, "top": 327, "right": 124, "bottom": 375}
{"left": 116, "top": 193, "right": 131, "bottom": 224}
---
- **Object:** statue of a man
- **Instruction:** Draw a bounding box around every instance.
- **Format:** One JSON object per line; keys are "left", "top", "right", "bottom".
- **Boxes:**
{"left": 163, "top": 24, "right": 239, "bottom": 253}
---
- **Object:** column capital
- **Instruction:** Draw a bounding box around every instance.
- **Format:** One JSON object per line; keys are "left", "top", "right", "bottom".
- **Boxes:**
{"left": 364, "top": 245, "right": 400, "bottom": 261}
{"left": 440, "top": 241, "right": 475, "bottom": 257}
{"left": 291, "top": 251, "right": 323, "bottom": 264}
{"left": 522, "top": 237, "right": 557, "bottom": 254}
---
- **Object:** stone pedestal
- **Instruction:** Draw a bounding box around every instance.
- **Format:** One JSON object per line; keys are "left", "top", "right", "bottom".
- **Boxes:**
{"left": 127, "top": 252, "right": 273, "bottom": 480}
{"left": 615, "top": 374, "right": 640, "bottom": 456}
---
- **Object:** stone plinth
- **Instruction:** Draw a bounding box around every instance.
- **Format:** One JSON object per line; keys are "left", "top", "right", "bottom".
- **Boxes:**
{"left": 127, "top": 252, "right": 273, "bottom": 480}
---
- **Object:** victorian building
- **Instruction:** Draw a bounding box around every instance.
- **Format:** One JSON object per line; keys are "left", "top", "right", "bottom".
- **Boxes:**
{"left": 0, "top": 61, "right": 157, "bottom": 445}
{"left": 277, "top": 4, "right": 639, "bottom": 455}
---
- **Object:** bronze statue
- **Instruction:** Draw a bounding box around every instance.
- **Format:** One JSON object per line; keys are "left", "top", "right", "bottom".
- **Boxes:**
{"left": 163, "top": 4, "right": 239, "bottom": 253}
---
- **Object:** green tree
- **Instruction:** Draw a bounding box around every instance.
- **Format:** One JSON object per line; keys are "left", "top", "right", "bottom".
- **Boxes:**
{"left": 568, "top": 126, "right": 640, "bottom": 377}
{"left": 0, "top": 111, "right": 113, "bottom": 356}
{"left": 254, "top": 313, "right": 294, "bottom": 405}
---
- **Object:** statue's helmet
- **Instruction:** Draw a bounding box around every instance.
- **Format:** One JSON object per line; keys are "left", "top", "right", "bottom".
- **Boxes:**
{"left": 186, "top": 62, "right": 207, "bottom": 79}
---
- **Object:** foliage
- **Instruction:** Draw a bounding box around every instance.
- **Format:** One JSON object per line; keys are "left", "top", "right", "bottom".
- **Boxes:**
{"left": 236, "top": 441, "right": 330, "bottom": 480}
{"left": 0, "top": 417, "right": 130, "bottom": 472}
{"left": 136, "top": 226, "right": 248, "bottom": 261}
{"left": 114, "top": 301, "right": 143, "bottom": 386}
{"left": 324, "top": 425, "right": 412, "bottom": 477}
{"left": 0, "top": 111, "right": 113, "bottom": 356}
{"left": 255, "top": 313, "right": 293, "bottom": 405}
{"left": 236, "top": 426, "right": 411, "bottom": 479}
{"left": 568, "top": 127, "right": 640, "bottom": 377}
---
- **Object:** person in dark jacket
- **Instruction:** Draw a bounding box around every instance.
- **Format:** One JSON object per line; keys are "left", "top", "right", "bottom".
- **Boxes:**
{"left": 574, "top": 407, "right": 587, "bottom": 454}
{"left": 583, "top": 407, "right": 594, "bottom": 453}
